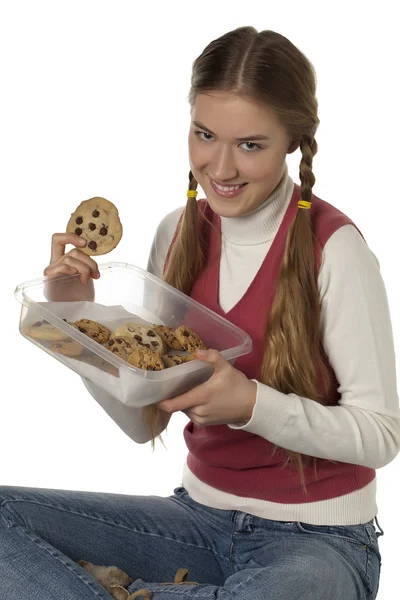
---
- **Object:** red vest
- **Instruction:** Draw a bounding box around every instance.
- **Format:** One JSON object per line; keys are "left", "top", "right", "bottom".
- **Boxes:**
{"left": 165, "top": 184, "right": 376, "bottom": 503}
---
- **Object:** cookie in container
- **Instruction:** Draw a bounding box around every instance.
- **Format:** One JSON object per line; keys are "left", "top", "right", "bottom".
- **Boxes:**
{"left": 15, "top": 262, "right": 253, "bottom": 408}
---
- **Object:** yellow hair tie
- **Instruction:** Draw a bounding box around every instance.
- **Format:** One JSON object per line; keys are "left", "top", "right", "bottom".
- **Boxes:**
{"left": 187, "top": 190, "right": 198, "bottom": 198}
{"left": 298, "top": 200, "right": 312, "bottom": 210}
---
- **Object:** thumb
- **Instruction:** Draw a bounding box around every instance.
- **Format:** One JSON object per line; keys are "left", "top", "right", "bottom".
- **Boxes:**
{"left": 195, "top": 348, "right": 229, "bottom": 371}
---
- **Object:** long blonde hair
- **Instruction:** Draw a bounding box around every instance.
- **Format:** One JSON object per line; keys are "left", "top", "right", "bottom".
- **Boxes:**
{"left": 144, "top": 27, "right": 332, "bottom": 492}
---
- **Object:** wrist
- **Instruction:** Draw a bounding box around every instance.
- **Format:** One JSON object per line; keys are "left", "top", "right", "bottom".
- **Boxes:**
{"left": 239, "top": 380, "right": 257, "bottom": 423}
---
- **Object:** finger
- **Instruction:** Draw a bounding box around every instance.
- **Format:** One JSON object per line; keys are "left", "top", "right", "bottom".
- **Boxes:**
{"left": 195, "top": 348, "right": 229, "bottom": 371}
{"left": 62, "top": 256, "right": 93, "bottom": 284}
{"left": 67, "top": 249, "right": 100, "bottom": 278}
{"left": 183, "top": 409, "right": 207, "bottom": 426}
{"left": 50, "top": 233, "right": 87, "bottom": 264}
{"left": 157, "top": 389, "right": 205, "bottom": 414}
{"left": 44, "top": 256, "right": 92, "bottom": 285}
{"left": 44, "top": 263, "right": 79, "bottom": 278}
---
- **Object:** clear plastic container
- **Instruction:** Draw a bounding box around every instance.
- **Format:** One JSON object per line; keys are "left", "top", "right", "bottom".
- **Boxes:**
{"left": 15, "top": 262, "right": 252, "bottom": 407}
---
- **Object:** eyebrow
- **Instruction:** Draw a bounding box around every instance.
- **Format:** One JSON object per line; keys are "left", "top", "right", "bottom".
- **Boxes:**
{"left": 193, "top": 120, "right": 270, "bottom": 141}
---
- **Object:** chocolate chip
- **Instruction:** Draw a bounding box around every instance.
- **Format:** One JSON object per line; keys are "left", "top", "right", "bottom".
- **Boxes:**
{"left": 173, "top": 359, "right": 180, "bottom": 364}
{"left": 92, "top": 210, "right": 100, "bottom": 218}
{"left": 183, "top": 330, "right": 189, "bottom": 337}
{"left": 32, "top": 321, "right": 42, "bottom": 327}
{"left": 108, "top": 339, "right": 115, "bottom": 346}
{"left": 75, "top": 216, "right": 83, "bottom": 224}
{"left": 89, "top": 223, "right": 96, "bottom": 231}
{"left": 151, "top": 341, "right": 159, "bottom": 347}
{"left": 147, "top": 330, "right": 156, "bottom": 337}
{"left": 75, "top": 228, "right": 83, "bottom": 236}
{"left": 99, "top": 227, "right": 107, "bottom": 236}
{"left": 78, "top": 327, "right": 87, "bottom": 333}
{"left": 63, "top": 319, "right": 67, "bottom": 322}
{"left": 143, "top": 343, "right": 150, "bottom": 348}
{"left": 88, "top": 241, "right": 97, "bottom": 250}
{"left": 134, "top": 335, "right": 143, "bottom": 342}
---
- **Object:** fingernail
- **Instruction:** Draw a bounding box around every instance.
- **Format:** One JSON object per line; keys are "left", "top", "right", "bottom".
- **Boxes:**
{"left": 94, "top": 272, "right": 100, "bottom": 279}
{"left": 78, "top": 238, "right": 86, "bottom": 246}
{"left": 69, "top": 267, "right": 78, "bottom": 273}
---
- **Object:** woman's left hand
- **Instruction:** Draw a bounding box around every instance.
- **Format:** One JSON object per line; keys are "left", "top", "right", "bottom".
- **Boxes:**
{"left": 157, "top": 349, "right": 257, "bottom": 426}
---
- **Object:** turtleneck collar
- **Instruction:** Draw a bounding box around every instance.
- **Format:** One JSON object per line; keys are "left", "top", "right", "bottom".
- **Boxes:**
{"left": 219, "top": 162, "right": 294, "bottom": 246}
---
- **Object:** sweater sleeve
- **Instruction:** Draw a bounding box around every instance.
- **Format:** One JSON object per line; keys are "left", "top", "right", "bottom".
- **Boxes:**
{"left": 228, "top": 224, "right": 400, "bottom": 470}
{"left": 80, "top": 207, "right": 184, "bottom": 444}
{"left": 147, "top": 206, "right": 185, "bottom": 277}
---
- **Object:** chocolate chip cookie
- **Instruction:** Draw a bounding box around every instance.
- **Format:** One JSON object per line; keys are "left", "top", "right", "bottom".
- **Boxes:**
{"left": 162, "top": 353, "right": 197, "bottom": 368}
{"left": 152, "top": 325, "right": 185, "bottom": 350}
{"left": 25, "top": 320, "right": 70, "bottom": 341}
{"left": 51, "top": 339, "right": 84, "bottom": 357}
{"left": 71, "top": 319, "right": 111, "bottom": 343}
{"left": 103, "top": 336, "right": 139, "bottom": 361}
{"left": 174, "top": 326, "right": 207, "bottom": 352}
{"left": 112, "top": 323, "right": 166, "bottom": 355}
{"left": 67, "top": 197, "right": 123, "bottom": 256}
{"left": 127, "top": 347, "right": 165, "bottom": 371}
{"left": 77, "top": 353, "right": 119, "bottom": 377}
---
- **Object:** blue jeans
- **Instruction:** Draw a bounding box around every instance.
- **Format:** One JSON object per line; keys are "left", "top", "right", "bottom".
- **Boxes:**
{"left": 0, "top": 484, "right": 383, "bottom": 599}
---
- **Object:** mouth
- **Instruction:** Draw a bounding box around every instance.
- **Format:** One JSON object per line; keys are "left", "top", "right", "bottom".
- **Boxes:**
{"left": 210, "top": 178, "right": 248, "bottom": 198}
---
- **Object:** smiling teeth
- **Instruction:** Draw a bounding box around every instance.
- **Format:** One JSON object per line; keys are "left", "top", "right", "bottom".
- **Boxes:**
{"left": 214, "top": 182, "right": 243, "bottom": 192}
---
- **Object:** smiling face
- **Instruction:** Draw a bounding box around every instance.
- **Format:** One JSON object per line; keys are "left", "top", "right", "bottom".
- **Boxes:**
{"left": 188, "top": 91, "right": 296, "bottom": 218}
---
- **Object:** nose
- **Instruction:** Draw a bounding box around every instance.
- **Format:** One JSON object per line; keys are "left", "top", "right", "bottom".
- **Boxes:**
{"left": 210, "top": 145, "right": 239, "bottom": 182}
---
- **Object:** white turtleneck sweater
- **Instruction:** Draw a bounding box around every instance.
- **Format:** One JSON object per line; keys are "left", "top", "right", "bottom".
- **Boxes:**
{"left": 83, "top": 164, "right": 400, "bottom": 525}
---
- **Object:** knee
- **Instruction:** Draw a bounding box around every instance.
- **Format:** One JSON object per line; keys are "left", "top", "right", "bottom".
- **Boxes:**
{"left": 278, "top": 550, "right": 363, "bottom": 599}
{"left": 290, "top": 554, "right": 341, "bottom": 586}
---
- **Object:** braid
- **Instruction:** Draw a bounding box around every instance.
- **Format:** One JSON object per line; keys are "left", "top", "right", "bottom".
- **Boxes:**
{"left": 143, "top": 169, "right": 205, "bottom": 450}
{"left": 261, "top": 133, "right": 330, "bottom": 493}
{"left": 163, "top": 170, "right": 204, "bottom": 293}
{"left": 299, "top": 135, "right": 317, "bottom": 202}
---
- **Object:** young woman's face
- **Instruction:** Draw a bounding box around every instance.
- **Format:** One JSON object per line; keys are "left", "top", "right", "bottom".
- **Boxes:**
{"left": 188, "top": 92, "right": 296, "bottom": 217}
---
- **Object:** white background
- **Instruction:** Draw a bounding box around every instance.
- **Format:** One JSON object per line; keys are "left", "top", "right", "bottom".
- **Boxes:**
{"left": 1, "top": 1, "right": 399, "bottom": 597}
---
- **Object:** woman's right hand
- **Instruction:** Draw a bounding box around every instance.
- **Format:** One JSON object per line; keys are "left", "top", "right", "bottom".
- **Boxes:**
{"left": 43, "top": 233, "right": 100, "bottom": 302}
{"left": 44, "top": 233, "right": 100, "bottom": 285}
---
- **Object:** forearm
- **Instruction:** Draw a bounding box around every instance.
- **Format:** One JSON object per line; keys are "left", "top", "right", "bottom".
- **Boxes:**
{"left": 229, "top": 381, "right": 400, "bottom": 469}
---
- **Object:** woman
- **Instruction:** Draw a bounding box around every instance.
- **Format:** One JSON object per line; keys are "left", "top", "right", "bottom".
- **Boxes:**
{"left": 2, "top": 26, "right": 398, "bottom": 600}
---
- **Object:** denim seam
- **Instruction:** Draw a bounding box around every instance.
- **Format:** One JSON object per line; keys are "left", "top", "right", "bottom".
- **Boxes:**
{"left": 296, "top": 522, "right": 372, "bottom": 547}
{"left": 364, "top": 547, "right": 374, "bottom": 597}
{"left": 1, "top": 499, "right": 230, "bottom": 564}
{"left": 130, "top": 570, "right": 256, "bottom": 598}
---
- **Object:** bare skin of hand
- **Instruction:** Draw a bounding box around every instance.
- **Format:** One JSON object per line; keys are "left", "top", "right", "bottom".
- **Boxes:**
{"left": 43, "top": 233, "right": 100, "bottom": 301}
{"left": 157, "top": 349, "right": 257, "bottom": 426}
